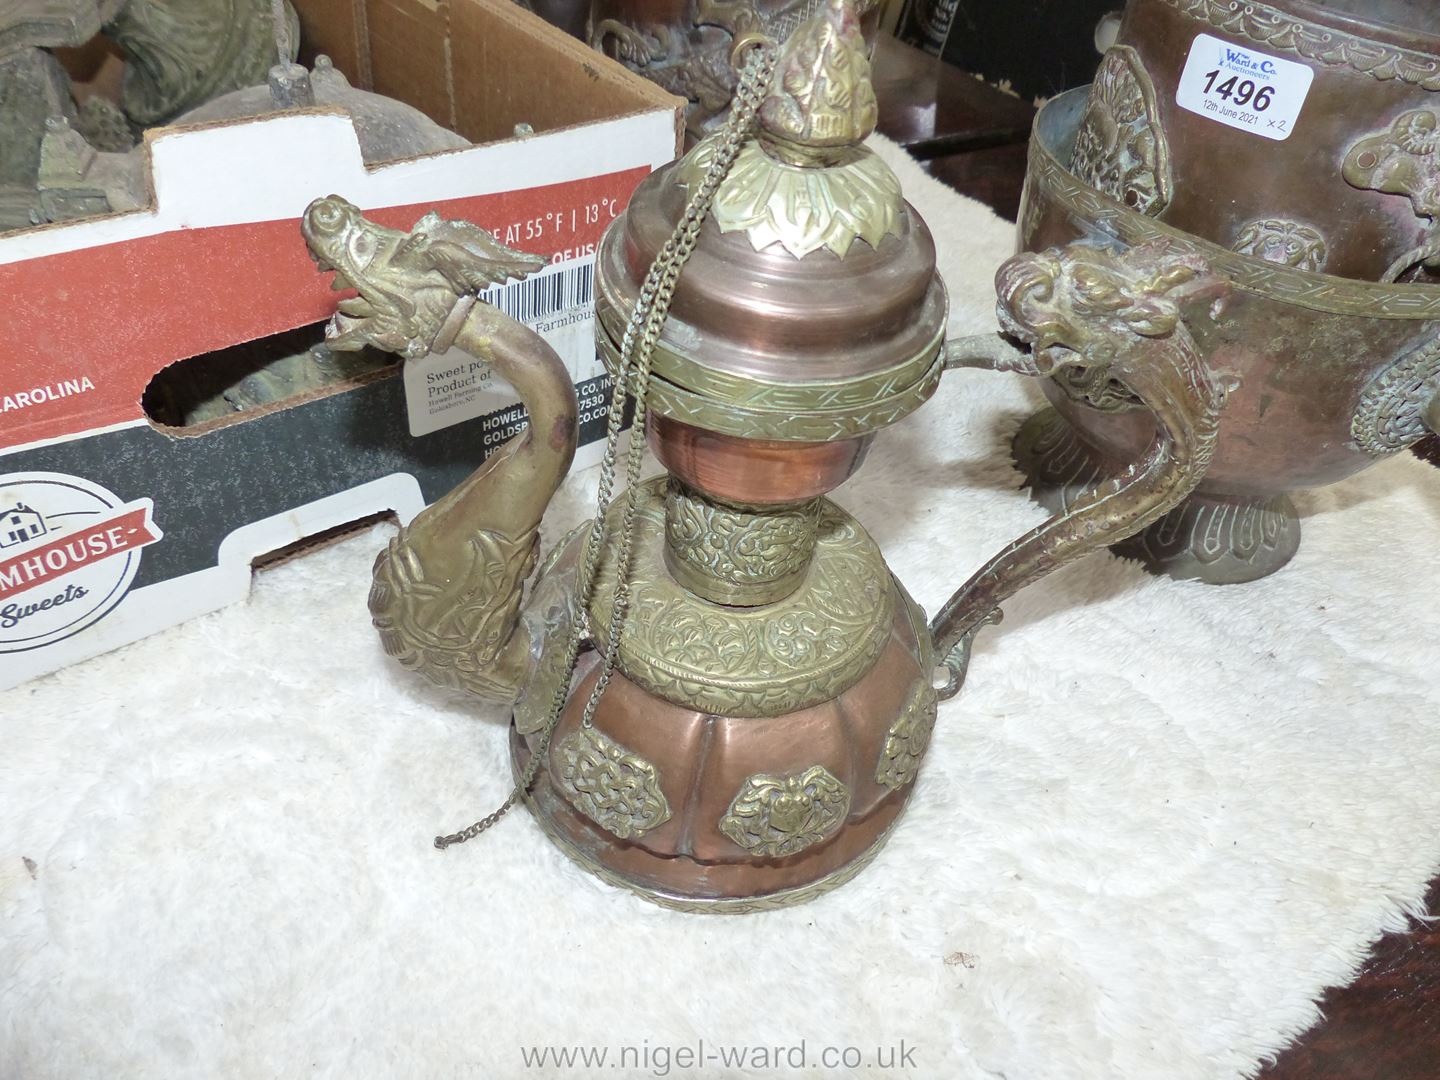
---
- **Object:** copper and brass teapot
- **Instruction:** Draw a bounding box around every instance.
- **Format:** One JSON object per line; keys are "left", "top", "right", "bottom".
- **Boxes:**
{"left": 300, "top": 0, "right": 1232, "bottom": 911}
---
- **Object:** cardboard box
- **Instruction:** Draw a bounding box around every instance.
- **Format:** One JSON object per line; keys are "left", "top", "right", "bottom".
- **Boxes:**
{"left": 0, "top": 0, "right": 682, "bottom": 690}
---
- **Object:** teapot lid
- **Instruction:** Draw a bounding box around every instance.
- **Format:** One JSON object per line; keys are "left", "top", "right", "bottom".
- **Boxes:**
{"left": 594, "top": 0, "right": 947, "bottom": 443}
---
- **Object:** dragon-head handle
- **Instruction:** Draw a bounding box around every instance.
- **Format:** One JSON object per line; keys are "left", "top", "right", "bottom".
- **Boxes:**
{"left": 930, "top": 240, "right": 1232, "bottom": 694}
{"left": 996, "top": 241, "right": 1227, "bottom": 371}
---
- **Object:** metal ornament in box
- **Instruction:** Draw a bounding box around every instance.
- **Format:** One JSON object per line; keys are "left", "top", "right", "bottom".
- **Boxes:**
{"left": 1, "top": 0, "right": 301, "bottom": 232}
{"left": 302, "top": 0, "right": 1232, "bottom": 910}
{"left": 589, "top": 0, "right": 880, "bottom": 141}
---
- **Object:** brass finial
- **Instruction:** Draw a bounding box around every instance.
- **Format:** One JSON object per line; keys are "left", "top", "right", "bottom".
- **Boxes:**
{"left": 758, "top": 0, "right": 877, "bottom": 166}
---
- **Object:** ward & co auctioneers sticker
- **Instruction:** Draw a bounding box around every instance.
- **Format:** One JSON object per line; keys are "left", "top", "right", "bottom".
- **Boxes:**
{"left": 1174, "top": 33, "right": 1314, "bottom": 141}
{"left": 404, "top": 257, "right": 597, "bottom": 440}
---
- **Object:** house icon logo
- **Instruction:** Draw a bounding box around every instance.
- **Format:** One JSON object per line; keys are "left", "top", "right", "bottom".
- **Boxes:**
{"left": 0, "top": 472, "right": 162, "bottom": 653}
{"left": 2, "top": 502, "right": 48, "bottom": 549}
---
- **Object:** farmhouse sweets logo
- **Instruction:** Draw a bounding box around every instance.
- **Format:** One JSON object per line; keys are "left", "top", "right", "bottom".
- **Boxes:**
{"left": 0, "top": 472, "right": 161, "bottom": 653}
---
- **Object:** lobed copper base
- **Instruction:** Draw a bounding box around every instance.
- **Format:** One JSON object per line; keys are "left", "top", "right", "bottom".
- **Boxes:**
{"left": 1013, "top": 407, "right": 1301, "bottom": 585}
{"left": 512, "top": 730, "right": 908, "bottom": 914}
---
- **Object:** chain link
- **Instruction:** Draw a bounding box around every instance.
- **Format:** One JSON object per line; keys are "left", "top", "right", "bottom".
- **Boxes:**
{"left": 435, "top": 44, "right": 777, "bottom": 851}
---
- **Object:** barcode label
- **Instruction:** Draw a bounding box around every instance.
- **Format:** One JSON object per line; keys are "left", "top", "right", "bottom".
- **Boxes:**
{"left": 405, "top": 256, "right": 602, "bottom": 438}
{"left": 481, "top": 260, "right": 594, "bottom": 324}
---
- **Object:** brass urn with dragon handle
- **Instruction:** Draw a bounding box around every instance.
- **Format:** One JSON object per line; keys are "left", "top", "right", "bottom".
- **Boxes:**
{"left": 301, "top": 0, "right": 1232, "bottom": 912}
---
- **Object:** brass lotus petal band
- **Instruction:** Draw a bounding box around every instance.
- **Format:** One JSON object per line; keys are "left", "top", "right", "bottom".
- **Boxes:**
{"left": 1026, "top": 106, "right": 1440, "bottom": 320}
{"left": 675, "top": 137, "right": 905, "bottom": 258}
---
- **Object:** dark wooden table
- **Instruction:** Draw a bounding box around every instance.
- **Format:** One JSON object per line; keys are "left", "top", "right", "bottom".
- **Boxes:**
{"left": 1256, "top": 880, "right": 1440, "bottom": 1080}
{"left": 870, "top": 32, "right": 1034, "bottom": 222}
{"left": 871, "top": 31, "right": 1440, "bottom": 1078}
{"left": 871, "top": 33, "right": 1035, "bottom": 158}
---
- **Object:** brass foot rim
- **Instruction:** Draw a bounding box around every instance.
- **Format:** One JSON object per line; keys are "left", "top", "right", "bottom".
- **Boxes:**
{"left": 1013, "top": 406, "right": 1302, "bottom": 585}
{"left": 1113, "top": 490, "right": 1301, "bottom": 585}
{"left": 510, "top": 727, "right": 906, "bottom": 914}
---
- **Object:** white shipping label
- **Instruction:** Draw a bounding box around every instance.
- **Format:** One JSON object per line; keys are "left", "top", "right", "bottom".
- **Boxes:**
{"left": 1174, "top": 33, "right": 1314, "bottom": 141}
{"left": 404, "top": 257, "right": 598, "bottom": 439}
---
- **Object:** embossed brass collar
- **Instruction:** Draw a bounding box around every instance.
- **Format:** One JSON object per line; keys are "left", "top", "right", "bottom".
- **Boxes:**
{"left": 595, "top": 324, "right": 946, "bottom": 441}
{"left": 586, "top": 479, "right": 896, "bottom": 718}
{"left": 593, "top": 293, "right": 944, "bottom": 420}
{"left": 676, "top": 136, "right": 904, "bottom": 258}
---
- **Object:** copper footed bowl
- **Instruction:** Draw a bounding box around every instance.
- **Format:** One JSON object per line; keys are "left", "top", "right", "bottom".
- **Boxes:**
{"left": 1085, "top": 0, "right": 1440, "bottom": 283}
{"left": 1016, "top": 88, "right": 1440, "bottom": 584}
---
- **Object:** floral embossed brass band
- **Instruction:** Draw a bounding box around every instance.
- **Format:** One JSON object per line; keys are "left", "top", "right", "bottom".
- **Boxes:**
{"left": 1157, "top": 0, "right": 1440, "bottom": 90}
{"left": 588, "top": 479, "right": 894, "bottom": 718}
{"left": 1026, "top": 119, "right": 1440, "bottom": 319}
{"left": 663, "top": 481, "right": 821, "bottom": 606}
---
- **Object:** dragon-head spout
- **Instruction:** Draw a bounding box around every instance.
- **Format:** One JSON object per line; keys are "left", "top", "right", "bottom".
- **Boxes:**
{"left": 302, "top": 195, "right": 547, "bottom": 359}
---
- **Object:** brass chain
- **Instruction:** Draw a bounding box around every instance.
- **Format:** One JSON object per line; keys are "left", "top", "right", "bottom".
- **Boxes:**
{"left": 435, "top": 43, "right": 777, "bottom": 850}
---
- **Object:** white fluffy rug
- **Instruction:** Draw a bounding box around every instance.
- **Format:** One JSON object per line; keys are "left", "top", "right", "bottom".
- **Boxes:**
{"left": 5, "top": 138, "right": 1440, "bottom": 1080}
